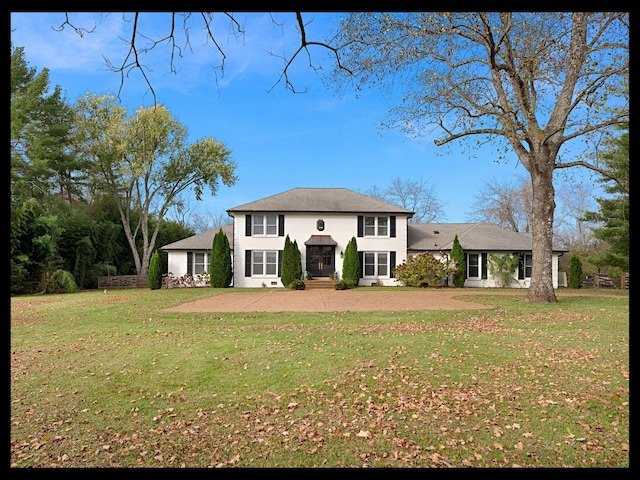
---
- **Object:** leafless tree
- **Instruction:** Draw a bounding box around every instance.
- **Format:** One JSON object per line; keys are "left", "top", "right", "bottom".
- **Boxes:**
{"left": 167, "top": 199, "right": 232, "bottom": 234}
{"left": 365, "top": 176, "right": 444, "bottom": 223}
{"left": 468, "top": 175, "right": 532, "bottom": 233}
{"left": 329, "top": 12, "right": 629, "bottom": 303}
{"left": 56, "top": 12, "right": 351, "bottom": 102}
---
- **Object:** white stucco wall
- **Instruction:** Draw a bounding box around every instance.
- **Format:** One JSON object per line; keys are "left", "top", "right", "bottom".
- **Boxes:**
{"left": 409, "top": 251, "right": 561, "bottom": 289}
{"left": 166, "top": 251, "right": 189, "bottom": 278}
{"left": 232, "top": 212, "right": 410, "bottom": 288}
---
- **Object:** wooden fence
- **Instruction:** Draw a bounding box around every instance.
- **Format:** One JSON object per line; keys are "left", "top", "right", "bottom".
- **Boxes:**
{"left": 98, "top": 275, "right": 148, "bottom": 289}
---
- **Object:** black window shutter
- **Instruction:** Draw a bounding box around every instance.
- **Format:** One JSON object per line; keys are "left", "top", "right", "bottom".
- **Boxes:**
{"left": 245, "top": 215, "right": 252, "bottom": 236}
{"left": 245, "top": 250, "right": 252, "bottom": 277}
{"left": 357, "top": 216, "right": 363, "bottom": 237}
{"left": 481, "top": 253, "right": 487, "bottom": 278}
{"left": 278, "top": 215, "right": 285, "bottom": 237}
{"left": 390, "top": 251, "right": 396, "bottom": 277}
{"left": 187, "top": 252, "right": 193, "bottom": 275}
{"left": 358, "top": 251, "right": 363, "bottom": 278}
{"left": 517, "top": 253, "right": 524, "bottom": 280}
{"left": 278, "top": 250, "right": 282, "bottom": 276}
{"left": 390, "top": 216, "right": 396, "bottom": 237}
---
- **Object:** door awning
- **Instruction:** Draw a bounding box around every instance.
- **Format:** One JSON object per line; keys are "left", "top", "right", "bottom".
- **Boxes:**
{"left": 304, "top": 235, "right": 337, "bottom": 246}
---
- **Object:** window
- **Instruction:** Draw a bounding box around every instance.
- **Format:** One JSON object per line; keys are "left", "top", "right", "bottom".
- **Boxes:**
{"left": 468, "top": 253, "right": 480, "bottom": 278}
{"left": 252, "top": 215, "right": 278, "bottom": 236}
{"left": 252, "top": 251, "right": 278, "bottom": 276}
{"left": 524, "top": 254, "right": 532, "bottom": 278}
{"left": 517, "top": 253, "right": 533, "bottom": 280}
{"left": 364, "top": 252, "right": 389, "bottom": 277}
{"left": 187, "top": 252, "right": 209, "bottom": 275}
{"left": 364, "top": 216, "right": 389, "bottom": 237}
{"left": 377, "top": 217, "right": 388, "bottom": 236}
{"left": 194, "top": 252, "right": 207, "bottom": 274}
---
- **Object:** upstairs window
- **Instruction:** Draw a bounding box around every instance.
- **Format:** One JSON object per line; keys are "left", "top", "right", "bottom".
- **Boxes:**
{"left": 252, "top": 215, "right": 278, "bottom": 236}
{"left": 364, "top": 216, "right": 389, "bottom": 237}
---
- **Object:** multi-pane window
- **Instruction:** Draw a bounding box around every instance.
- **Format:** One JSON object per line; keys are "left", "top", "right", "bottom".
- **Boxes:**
{"left": 377, "top": 217, "right": 388, "bottom": 236}
{"left": 252, "top": 251, "right": 278, "bottom": 276}
{"left": 468, "top": 253, "right": 480, "bottom": 278}
{"left": 364, "top": 252, "right": 389, "bottom": 277}
{"left": 252, "top": 215, "right": 278, "bottom": 235}
{"left": 187, "top": 252, "right": 209, "bottom": 275}
{"left": 524, "top": 254, "right": 533, "bottom": 278}
{"left": 194, "top": 252, "right": 207, "bottom": 274}
{"left": 364, "top": 216, "right": 389, "bottom": 237}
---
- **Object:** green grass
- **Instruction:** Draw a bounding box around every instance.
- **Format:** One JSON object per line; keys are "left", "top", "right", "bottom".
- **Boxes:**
{"left": 11, "top": 287, "right": 629, "bottom": 468}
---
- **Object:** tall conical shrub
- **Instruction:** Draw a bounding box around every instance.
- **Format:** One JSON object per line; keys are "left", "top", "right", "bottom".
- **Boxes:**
{"left": 342, "top": 237, "right": 360, "bottom": 288}
{"left": 292, "top": 239, "right": 302, "bottom": 281}
{"left": 210, "top": 228, "right": 232, "bottom": 288}
{"left": 568, "top": 253, "right": 583, "bottom": 289}
{"left": 280, "top": 235, "right": 296, "bottom": 287}
{"left": 148, "top": 250, "right": 163, "bottom": 290}
{"left": 451, "top": 234, "right": 466, "bottom": 288}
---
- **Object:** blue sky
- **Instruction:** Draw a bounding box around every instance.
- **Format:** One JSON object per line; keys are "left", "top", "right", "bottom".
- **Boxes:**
{"left": 11, "top": 12, "right": 601, "bottom": 230}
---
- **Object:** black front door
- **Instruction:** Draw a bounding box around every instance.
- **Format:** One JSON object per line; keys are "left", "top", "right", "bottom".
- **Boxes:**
{"left": 307, "top": 246, "right": 334, "bottom": 277}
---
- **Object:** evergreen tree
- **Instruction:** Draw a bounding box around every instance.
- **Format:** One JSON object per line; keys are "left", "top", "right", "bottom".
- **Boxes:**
{"left": 581, "top": 125, "right": 629, "bottom": 274}
{"left": 342, "top": 237, "right": 360, "bottom": 288}
{"left": 568, "top": 253, "right": 583, "bottom": 289}
{"left": 210, "top": 228, "right": 232, "bottom": 287}
{"left": 450, "top": 235, "right": 466, "bottom": 288}
{"left": 292, "top": 239, "right": 302, "bottom": 282}
{"left": 147, "top": 250, "right": 163, "bottom": 290}
{"left": 280, "top": 236, "right": 303, "bottom": 288}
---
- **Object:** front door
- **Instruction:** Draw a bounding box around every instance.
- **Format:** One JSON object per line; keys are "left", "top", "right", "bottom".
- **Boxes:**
{"left": 307, "top": 246, "right": 334, "bottom": 277}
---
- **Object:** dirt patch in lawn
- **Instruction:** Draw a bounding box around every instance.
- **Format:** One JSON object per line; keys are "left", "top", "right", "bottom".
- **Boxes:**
{"left": 164, "top": 288, "right": 502, "bottom": 313}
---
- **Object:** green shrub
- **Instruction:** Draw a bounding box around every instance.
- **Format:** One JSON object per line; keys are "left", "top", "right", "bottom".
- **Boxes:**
{"left": 47, "top": 269, "right": 78, "bottom": 294}
{"left": 281, "top": 235, "right": 302, "bottom": 287}
{"left": 342, "top": 237, "right": 360, "bottom": 288}
{"left": 210, "top": 228, "right": 232, "bottom": 288}
{"left": 394, "top": 253, "right": 450, "bottom": 287}
{"left": 334, "top": 280, "right": 349, "bottom": 290}
{"left": 568, "top": 253, "right": 584, "bottom": 288}
{"left": 287, "top": 279, "right": 306, "bottom": 290}
{"left": 147, "top": 250, "right": 163, "bottom": 290}
{"left": 451, "top": 234, "right": 466, "bottom": 287}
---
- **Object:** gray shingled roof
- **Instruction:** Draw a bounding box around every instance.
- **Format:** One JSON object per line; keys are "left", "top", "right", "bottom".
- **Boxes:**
{"left": 407, "top": 223, "right": 567, "bottom": 252}
{"left": 227, "top": 188, "right": 414, "bottom": 215}
{"left": 159, "top": 218, "right": 568, "bottom": 253}
{"left": 160, "top": 223, "right": 233, "bottom": 251}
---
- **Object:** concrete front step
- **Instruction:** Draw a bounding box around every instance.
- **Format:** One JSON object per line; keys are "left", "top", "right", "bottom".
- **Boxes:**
{"left": 303, "top": 279, "right": 336, "bottom": 289}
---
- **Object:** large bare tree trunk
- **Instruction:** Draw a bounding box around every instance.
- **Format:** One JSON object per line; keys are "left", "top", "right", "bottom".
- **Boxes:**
{"left": 525, "top": 161, "right": 557, "bottom": 303}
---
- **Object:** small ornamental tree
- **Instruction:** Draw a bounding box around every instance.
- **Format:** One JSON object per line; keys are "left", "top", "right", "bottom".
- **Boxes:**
{"left": 147, "top": 250, "right": 163, "bottom": 290}
{"left": 210, "top": 228, "right": 232, "bottom": 288}
{"left": 342, "top": 236, "right": 360, "bottom": 288}
{"left": 450, "top": 234, "right": 466, "bottom": 288}
{"left": 568, "top": 253, "right": 583, "bottom": 289}
{"left": 394, "top": 252, "right": 450, "bottom": 287}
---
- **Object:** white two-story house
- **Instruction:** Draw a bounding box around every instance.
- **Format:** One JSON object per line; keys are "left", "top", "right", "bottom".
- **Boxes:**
{"left": 226, "top": 187, "right": 413, "bottom": 288}
{"left": 161, "top": 187, "right": 568, "bottom": 288}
